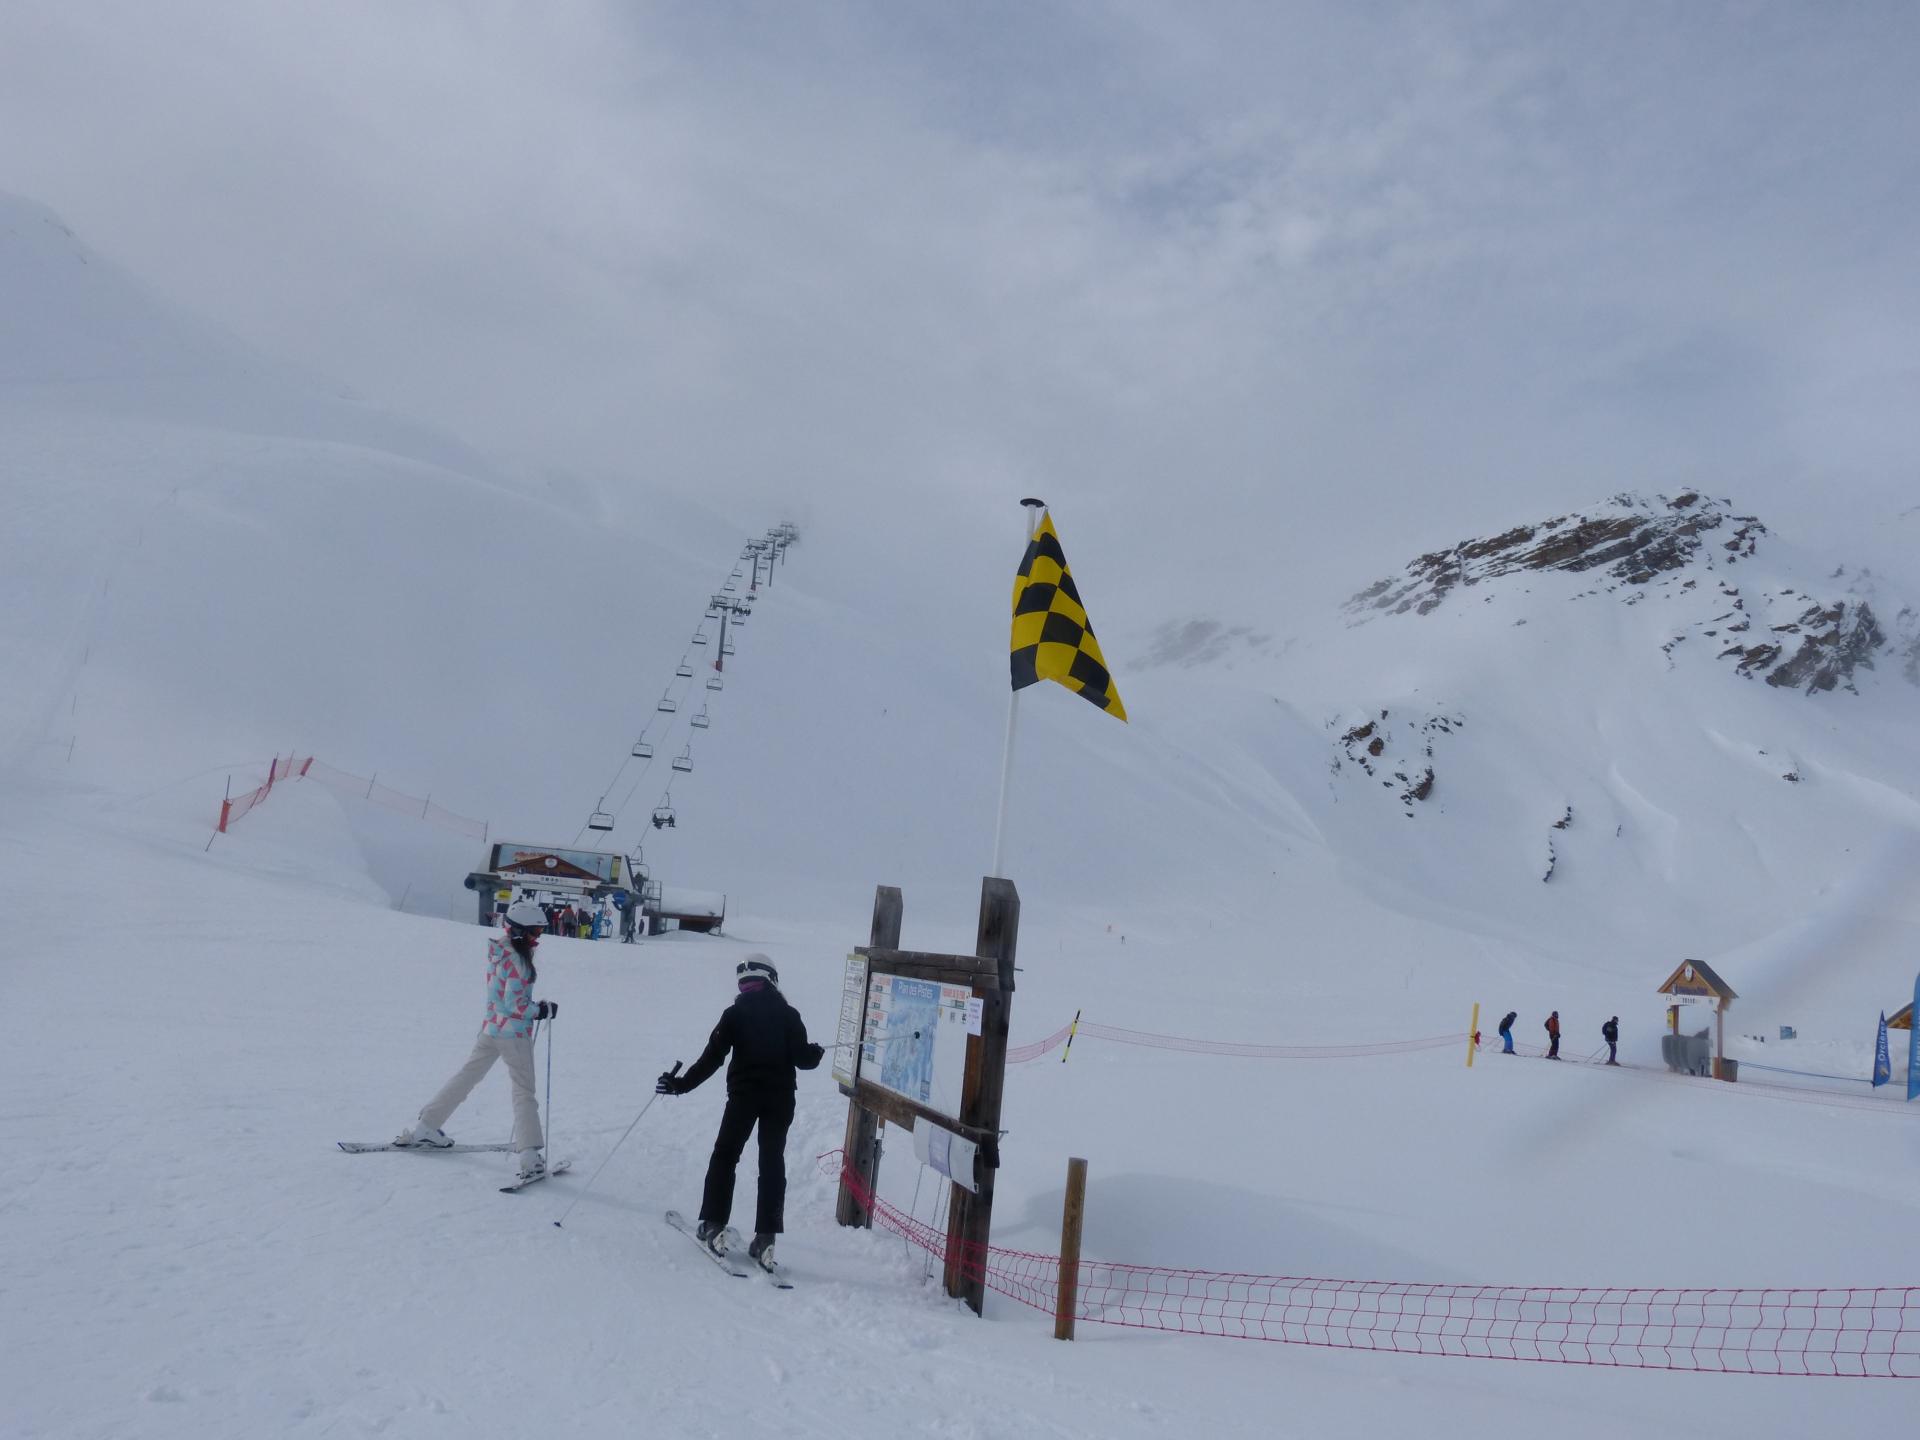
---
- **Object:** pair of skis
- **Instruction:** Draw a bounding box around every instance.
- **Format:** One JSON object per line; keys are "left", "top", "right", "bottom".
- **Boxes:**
{"left": 336, "top": 1140, "right": 571, "bottom": 1193}
{"left": 665, "top": 1210, "right": 793, "bottom": 1288}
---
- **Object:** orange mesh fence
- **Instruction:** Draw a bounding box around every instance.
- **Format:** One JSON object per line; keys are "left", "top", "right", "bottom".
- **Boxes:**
{"left": 217, "top": 756, "right": 486, "bottom": 841}
{"left": 827, "top": 1155, "right": 1920, "bottom": 1376}
{"left": 216, "top": 755, "right": 312, "bottom": 832}
{"left": 1008, "top": 1019, "right": 1463, "bottom": 1064}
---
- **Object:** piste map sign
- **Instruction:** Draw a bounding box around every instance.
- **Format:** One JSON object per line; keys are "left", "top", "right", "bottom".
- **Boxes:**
{"left": 861, "top": 971, "right": 972, "bottom": 1122}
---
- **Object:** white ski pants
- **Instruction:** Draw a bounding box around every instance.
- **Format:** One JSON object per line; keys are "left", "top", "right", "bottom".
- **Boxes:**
{"left": 417, "top": 1032, "right": 544, "bottom": 1150}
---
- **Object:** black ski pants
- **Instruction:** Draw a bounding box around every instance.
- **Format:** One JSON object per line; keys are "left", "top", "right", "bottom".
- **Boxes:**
{"left": 699, "top": 1088, "right": 796, "bottom": 1236}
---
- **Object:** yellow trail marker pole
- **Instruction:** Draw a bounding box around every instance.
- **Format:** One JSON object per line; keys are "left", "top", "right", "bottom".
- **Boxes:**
{"left": 1466, "top": 1002, "right": 1480, "bottom": 1069}
{"left": 1061, "top": 1008, "right": 1082, "bottom": 1064}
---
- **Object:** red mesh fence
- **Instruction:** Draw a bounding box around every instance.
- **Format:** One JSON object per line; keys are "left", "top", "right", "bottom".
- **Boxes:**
{"left": 217, "top": 756, "right": 486, "bottom": 841}
{"left": 829, "top": 1156, "right": 1920, "bottom": 1376}
{"left": 216, "top": 755, "right": 311, "bottom": 832}
{"left": 1008, "top": 1018, "right": 1463, "bottom": 1064}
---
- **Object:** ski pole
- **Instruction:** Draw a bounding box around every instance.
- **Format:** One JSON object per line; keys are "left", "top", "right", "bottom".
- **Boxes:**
{"left": 544, "top": 1017, "right": 554, "bottom": 1161}
{"left": 552, "top": 1061, "right": 680, "bottom": 1229}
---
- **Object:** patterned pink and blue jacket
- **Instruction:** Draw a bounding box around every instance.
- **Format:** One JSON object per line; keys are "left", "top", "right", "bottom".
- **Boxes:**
{"left": 482, "top": 937, "right": 540, "bottom": 1039}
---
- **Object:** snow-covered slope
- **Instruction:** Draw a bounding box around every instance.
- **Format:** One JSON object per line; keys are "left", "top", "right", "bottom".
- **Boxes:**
{"left": 7, "top": 199, "right": 1920, "bottom": 1438}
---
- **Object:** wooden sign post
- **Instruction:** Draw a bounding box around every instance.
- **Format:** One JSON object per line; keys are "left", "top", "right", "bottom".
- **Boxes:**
{"left": 834, "top": 877, "right": 1019, "bottom": 1316}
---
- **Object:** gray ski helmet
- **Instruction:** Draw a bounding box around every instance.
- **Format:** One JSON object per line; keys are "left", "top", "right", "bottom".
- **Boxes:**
{"left": 505, "top": 898, "right": 548, "bottom": 931}
{"left": 736, "top": 954, "right": 779, "bottom": 989}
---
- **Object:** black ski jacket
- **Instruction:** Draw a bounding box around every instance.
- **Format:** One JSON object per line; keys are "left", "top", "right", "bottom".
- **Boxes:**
{"left": 1498, "top": 1013, "right": 1516, "bottom": 1037}
{"left": 1602, "top": 1019, "right": 1619, "bottom": 1043}
{"left": 682, "top": 985, "right": 825, "bottom": 1097}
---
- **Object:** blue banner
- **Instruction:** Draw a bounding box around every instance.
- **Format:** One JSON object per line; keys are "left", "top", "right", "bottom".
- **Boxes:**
{"left": 1873, "top": 1012, "right": 1891, "bottom": 1088}
{"left": 1909, "top": 973, "right": 1920, "bottom": 1102}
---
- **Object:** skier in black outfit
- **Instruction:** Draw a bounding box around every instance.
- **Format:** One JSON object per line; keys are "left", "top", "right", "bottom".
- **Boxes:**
{"left": 1497, "top": 1011, "right": 1517, "bottom": 1055}
{"left": 657, "top": 954, "right": 824, "bottom": 1268}
{"left": 1602, "top": 1016, "right": 1620, "bottom": 1065}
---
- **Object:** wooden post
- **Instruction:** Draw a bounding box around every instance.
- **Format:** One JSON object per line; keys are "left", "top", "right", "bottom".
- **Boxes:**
{"left": 1055, "top": 1157, "right": 1088, "bottom": 1341}
{"left": 837, "top": 885, "right": 902, "bottom": 1228}
{"left": 1466, "top": 1002, "right": 1479, "bottom": 1069}
{"left": 944, "top": 876, "right": 1018, "bottom": 1315}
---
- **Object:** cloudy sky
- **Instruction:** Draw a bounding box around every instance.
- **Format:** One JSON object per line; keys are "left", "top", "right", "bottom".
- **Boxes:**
{"left": 4, "top": 2, "right": 1917, "bottom": 626}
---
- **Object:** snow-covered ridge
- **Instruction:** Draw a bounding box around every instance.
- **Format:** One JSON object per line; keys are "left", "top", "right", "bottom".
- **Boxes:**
{"left": 1344, "top": 491, "right": 1914, "bottom": 694}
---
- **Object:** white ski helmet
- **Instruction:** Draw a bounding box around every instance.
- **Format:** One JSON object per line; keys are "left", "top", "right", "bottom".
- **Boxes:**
{"left": 505, "top": 899, "right": 548, "bottom": 931}
{"left": 736, "top": 954, "right": 779, "bottom": 989}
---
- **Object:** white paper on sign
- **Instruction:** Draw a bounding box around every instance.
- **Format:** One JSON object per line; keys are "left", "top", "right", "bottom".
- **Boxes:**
{"left": 831, "top": 952, "right": 869, "bottom": 1088}
{"left": 964, "top": 997, "right": 983, "bottom": 1036}
{"left": 911, "top": 1117, "right": 979, "bottom": 1193}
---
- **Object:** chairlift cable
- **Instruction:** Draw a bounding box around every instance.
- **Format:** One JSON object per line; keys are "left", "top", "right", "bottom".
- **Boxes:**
{"left": 571, "top": 532, "right": 774, "bottom": 845}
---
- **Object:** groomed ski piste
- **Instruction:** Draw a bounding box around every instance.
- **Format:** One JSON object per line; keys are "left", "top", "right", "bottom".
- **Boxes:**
{"left": 6, "top": 193, "right": 1920, "bottom": 1439}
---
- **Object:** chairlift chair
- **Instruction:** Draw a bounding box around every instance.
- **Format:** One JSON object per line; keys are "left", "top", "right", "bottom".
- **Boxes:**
{"left": 672, "top": 747, "right": 694, "bottom": 774}
{"left": 721, "top": 640, "right": 736, "bottom": 656}
{"left": 675, "top": 661, "right": 694, "bottom": 678}
{"left": 722, "top": 581, "right": 736, "bottom": 593}
{"left": 691, "top": 630, "right": 708, "bottom": 645}
{"left": 631, "top": 740, "right": 653, "bottom": 760}
{"left": 731, "top": 568, "right": 743, "bottom": 579}
{"left": 587, "top": 808, "right": 615, "bottom": 833}
{"left": 706, "top": 675, "right": 724, "bottom": 692}
{"left": 690, "top": 707, "right": 710, "bottom": 729}
{"left": 650, "top": 804, "right": 676, "bottom": 830}
{"left": 657, "top": 695, "right": 677, "bottom": 713}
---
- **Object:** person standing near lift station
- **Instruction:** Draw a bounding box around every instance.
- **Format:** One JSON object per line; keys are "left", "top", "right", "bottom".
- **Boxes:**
{"left": 396, "top": 898, "right": 556, "bottom": 1181}
{"left": 656, "top": 954, "right": 824, "bottom": 1269}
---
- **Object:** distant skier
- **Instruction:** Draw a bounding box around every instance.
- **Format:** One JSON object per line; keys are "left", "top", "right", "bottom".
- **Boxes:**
{"left": 655, "top": 954, "right": 825, "bottom": 1270}
{"left": 1602, "top": 1016, "right": 1620, "bottom": 1066}
{"left": 1544, "top": 1011, "right": 1561, "bottom": 1059}
{"left": 394, "top": 898, "right": 556, "bottom": 1181}
{"left": 619, "top": 900, "right": 637, "bottom": 944}
{"left": 1498, "top": 1011, "right": 1517, "bottom": 1055}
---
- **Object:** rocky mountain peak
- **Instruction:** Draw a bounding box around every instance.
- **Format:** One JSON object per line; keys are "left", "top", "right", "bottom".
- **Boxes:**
{"left": 1346, "top": 493, "right": 1912, "bottom": 696}
{"left": 1345, "top": 491, "right": 1759, "bottom": 621}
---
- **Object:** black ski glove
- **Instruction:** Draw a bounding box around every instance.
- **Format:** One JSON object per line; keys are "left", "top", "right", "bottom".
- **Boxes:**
{"left": 802, "top": 1042, "right": 825, "bottom": 1068}
{"left": 655, "top": 1069, "right": 685, "bottom": 1096}
{"left": 536, "top": 1000, "right": 558, "bottom": 1020}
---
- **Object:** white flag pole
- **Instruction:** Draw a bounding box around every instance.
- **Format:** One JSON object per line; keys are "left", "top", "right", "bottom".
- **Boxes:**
{"left": 991, "top": 498, "right": 1047, "bottom": 879}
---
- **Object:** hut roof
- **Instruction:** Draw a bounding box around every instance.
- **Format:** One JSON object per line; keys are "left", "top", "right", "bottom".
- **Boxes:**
{"left": 1656, "top": 957, "right": 1737, "bottom": 1003}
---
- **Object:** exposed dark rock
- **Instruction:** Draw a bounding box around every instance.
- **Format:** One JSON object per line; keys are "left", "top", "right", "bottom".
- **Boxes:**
{"left": 1764, "top": 601, "right": 1886, "bottom": 694}
{"left": 1342, "top": 492, "right": 1912, "bottom": 697}
{"left": 1345, "top": 494, "right": 1761, "bottom": 623}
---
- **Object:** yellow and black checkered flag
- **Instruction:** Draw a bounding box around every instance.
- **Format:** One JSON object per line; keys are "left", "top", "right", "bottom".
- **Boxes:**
{"left": 1010, "top": 514, "right": 1127, "bottom": 722}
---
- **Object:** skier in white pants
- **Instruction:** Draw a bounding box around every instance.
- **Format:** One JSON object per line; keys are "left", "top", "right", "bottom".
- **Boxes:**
{"left": 396, "top": 898, "right": 555, "bottom": 1179}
